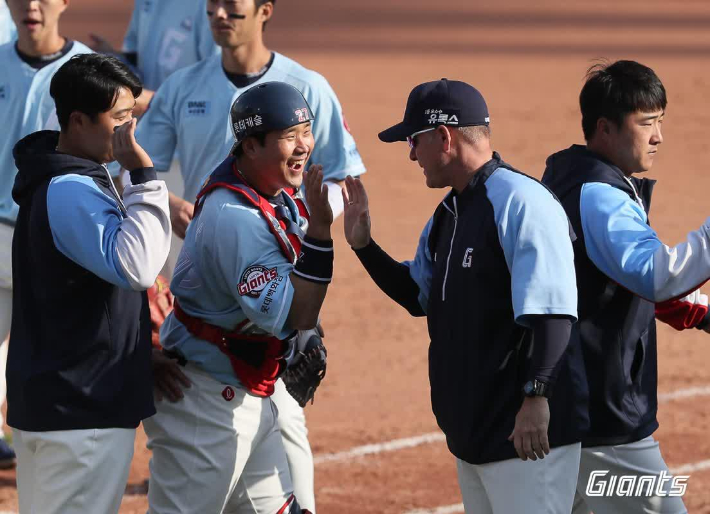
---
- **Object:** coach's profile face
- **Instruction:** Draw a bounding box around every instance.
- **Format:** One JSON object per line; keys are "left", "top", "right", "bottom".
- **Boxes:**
{"left": 66, "top": 87, "right": 136, "bottom": 164}
{"left": 8, "top": 0, "right": 68, "bottom": 42}
{"left": 207, "top": 0, "right": 273, "bottom": 49}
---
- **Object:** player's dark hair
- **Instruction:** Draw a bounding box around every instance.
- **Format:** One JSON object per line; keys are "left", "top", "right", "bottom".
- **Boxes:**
{"left": 232, "top": 132, "right": 268, "bottom": 158}
{"left": 50, "top": 54, "right": 142, "bottom": 130}
{"left": 580, "top": 60, "right": 667, "bottom": 141}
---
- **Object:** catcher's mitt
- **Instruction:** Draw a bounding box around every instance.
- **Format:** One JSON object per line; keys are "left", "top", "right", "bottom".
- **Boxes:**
{"left": 147, "top": 275, "right": 174, "bottom": 348}
{"left": 282, "top": 327, "right": 327, "bottom": 408}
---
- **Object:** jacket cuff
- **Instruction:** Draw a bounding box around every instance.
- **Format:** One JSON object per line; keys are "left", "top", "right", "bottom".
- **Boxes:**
{"left": 129, "top": 167, "right": 157, "bottom": 184}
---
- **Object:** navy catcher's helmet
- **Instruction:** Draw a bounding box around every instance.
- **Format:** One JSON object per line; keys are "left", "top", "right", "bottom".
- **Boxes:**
{"left": 229, "top": 81, "right": 315, "bottom": 154}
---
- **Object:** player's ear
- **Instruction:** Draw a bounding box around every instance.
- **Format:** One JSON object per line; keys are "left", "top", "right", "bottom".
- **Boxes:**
{"left": 257, "top": 1, "right": 274, "bottom": 23}
{"left": 59, "top": 0, "right": 70, "bottom": 15}
{"left": 242, "top": 137, "right": 258, "bottom": 158}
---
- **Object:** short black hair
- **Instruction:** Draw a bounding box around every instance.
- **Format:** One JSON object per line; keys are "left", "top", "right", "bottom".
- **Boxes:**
{"left": 50, "top": 54, "right": 142, "bottom": 130}
{"left": 580, "top": 60, "right": 667, "bottom": 141}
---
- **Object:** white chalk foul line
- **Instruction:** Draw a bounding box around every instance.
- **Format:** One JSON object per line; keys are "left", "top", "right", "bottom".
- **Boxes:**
{"left": 404, "top": 504, "right": 464, "bottom": 514}
{"left": 314, "top": 385, "right": 710, "bottom": 466}
{"left": 313, "top": 431, "right": 446, "bottom": 464}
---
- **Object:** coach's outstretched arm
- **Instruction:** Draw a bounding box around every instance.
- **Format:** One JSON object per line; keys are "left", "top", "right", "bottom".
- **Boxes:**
{"left": 343, "top": 177, "right": 426, "bottom": 316}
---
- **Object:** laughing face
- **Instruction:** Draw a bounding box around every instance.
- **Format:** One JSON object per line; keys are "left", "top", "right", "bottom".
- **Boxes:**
{"left": 8, "top": 0, "right": 68, "bottom": 47}
{"left": 251, "top": 121, "right": 314, "bottom": 195}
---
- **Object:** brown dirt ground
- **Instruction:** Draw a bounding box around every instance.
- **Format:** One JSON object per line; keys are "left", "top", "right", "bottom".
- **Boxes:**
{"left": 4, "top": 0, "right": 710, "bottom": 512}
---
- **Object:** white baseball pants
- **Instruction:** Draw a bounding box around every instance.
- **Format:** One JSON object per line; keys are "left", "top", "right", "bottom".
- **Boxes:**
{"left": 572, "top": 436, "right": 687, "bottom": 514}
{"left": 12, "top": 427, "right": 135, "bottom": 514}
{"left": 144, "top": 363, "right": 294, "bottom": 514}
{"left": 457, "top": 442, "right": 581, "bottom": 513}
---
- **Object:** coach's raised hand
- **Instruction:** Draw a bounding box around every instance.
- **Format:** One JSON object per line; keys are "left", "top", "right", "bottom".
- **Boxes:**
{"left": 343, "top": 175, "right": 371, "bottom": 250}
{"left": 112, "top": 117, "right": 153, "bottom": 171}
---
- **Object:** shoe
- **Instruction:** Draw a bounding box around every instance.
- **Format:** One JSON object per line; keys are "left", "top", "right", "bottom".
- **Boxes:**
{"left": 0, "top": 438, "right": 16, "bottom": 469}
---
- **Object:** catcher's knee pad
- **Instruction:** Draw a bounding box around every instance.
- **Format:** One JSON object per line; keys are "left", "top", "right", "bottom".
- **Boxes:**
{"left": 276, "top": 494, "right": 311, "bottom": 514}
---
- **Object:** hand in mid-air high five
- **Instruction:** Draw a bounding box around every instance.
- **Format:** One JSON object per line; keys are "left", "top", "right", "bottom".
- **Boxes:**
{"left": 343, "top": 175, "right": 371, "bottom": 250}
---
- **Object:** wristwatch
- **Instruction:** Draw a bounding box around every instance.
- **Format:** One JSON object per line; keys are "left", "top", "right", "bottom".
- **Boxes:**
{"left": 522, "top": 379, "right": 551, "bottom": 398}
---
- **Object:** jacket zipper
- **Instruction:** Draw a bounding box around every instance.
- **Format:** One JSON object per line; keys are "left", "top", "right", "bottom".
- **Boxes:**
{"left": 442, "top": 196, "right": 458, "bottom": 301}
{"left": 103, "top": 164, "right": 128, "bottom": 216}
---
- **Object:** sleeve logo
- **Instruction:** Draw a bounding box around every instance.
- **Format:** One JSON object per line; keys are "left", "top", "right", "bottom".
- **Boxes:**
{"left": 238, "top": 265, "right": 278, "bottom": 297}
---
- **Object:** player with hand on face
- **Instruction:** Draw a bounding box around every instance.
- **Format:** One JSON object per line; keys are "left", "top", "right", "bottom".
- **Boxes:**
{"left": 344, "top": 79, "right": 589, "bottom": 513}
{"left": 145, "top": 82, "right": 329, "bottom": 514}
{"left": 8, "top": 53, "right": 171, "bottom": 514}
{"left": 543, "top": 59, "right": 710, "bottom": 514}
{"left": 0, "top": 0, "right": 92, "bottom": 468}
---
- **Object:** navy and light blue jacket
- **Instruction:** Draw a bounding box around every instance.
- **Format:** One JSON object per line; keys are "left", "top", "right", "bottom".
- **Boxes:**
{"left": 543, "top": 144, "right": 710, "bottom": 446}
{"left": 358, "top": 153, "right": 589, "bottom": 465}
{"left": 8, "top": 130, "right": 171, "bottom": 431}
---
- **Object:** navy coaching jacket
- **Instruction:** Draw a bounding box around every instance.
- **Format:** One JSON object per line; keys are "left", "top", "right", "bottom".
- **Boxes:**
{"left": 407, "top": 153, "right": 589, "bottom": 464}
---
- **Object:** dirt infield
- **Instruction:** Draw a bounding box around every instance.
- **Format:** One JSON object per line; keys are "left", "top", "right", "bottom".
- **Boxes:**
{"left": 3, "top": 0, "right": 710, "bottom": 512}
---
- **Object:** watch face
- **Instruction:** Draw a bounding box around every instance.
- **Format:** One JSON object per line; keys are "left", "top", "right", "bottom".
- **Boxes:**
{"left": 523, "top": 381, "right": 534, "bottom": 395}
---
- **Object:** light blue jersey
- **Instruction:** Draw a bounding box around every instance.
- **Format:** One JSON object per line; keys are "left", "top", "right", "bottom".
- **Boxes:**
{"left": 0, "top": 41, "right": 91, "bottom": 223}
{"left": 405, "top": 167, "right": 577, "bottom": 322}
{"left": 161, "top": 187, "right": 304, "bottom": 385}
{"left": 0, "top": 1, "right": 16, "bottom": 45}
{"left": 136, "top": 52, "right": 366, "bottom": 203}
{"left": 123, "top": 0, "right": 218, "bottom": 90}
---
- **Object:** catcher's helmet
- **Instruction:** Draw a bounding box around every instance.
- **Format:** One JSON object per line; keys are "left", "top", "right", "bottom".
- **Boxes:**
{"left": 229, "top": 81, "right": 315, "bottom": 154}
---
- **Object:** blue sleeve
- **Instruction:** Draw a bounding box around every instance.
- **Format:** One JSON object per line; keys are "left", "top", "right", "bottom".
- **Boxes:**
{"left": 579, "top": 182, "right": 710, "bottom": 302}
{"left": 301, "top": 74, "right": 366, "bottom": 182}
{"left": 403, "top": 217, "right": 434, "bottom": 313}
{"left": 213, "top": 203, "right": 296, "bottom": 339}
{"left": 487, "top": 168, "right": 578, "bottom": 324}
{"left": 46, "top": 175, "right": 131, "bottom": 289}
{"left": 135, "top": 83, "right": 178, "bottom": 172}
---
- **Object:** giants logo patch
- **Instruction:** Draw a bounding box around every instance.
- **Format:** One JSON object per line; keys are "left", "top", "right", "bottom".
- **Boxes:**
{"left": 238, "top": 265, "right": 278, "bottom": 297}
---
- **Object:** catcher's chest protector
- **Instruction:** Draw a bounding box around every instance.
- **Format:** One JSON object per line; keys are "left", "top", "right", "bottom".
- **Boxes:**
{"left": 182, "top": 156, "right": 310, "bottom": 396}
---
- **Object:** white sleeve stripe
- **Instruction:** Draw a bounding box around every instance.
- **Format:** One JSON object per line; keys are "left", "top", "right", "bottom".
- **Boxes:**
{"left": 301, "top": 240, "right": 334, "bottom": 252}
{"left": 292, "top": 270, "right": 332, "bottom": 282}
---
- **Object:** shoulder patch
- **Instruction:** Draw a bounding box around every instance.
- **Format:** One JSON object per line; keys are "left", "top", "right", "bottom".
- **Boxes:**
{"left": 238, "top": 265, "right": 278, "bottom": 297}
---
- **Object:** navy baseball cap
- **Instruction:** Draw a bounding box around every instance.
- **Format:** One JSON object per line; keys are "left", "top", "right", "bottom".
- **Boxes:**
{"left": 378, "top": 78, "right": 490, "bottom": 143}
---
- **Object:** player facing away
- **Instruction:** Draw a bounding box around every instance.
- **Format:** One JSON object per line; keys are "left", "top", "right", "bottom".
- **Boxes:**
{"left": 542, "top": 60, "right": 710, "bottom": 514}
{"left": 344, "top": 79, "right": 590, "bottom": 513}
{"left": 134, "top": 1, "right": 365, "bottom": 509}
{"left": 8, "top": 53, "right": 171, "bottom": 514}
{"left": 144, "top": 82, "right": 332, "bottom": 514}
{"left": 0, "top": 0, "right": 92, "bottom": 468}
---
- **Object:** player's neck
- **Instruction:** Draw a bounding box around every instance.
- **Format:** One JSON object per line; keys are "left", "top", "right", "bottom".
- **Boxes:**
{"left": 237, "top": 162, "right": 281, "bottom": 197}
{"left": 221, "top": 40, "right": 272, "bottom": 75}
{"left": 16, "top": 32, "right": 66, "bottom": 58}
